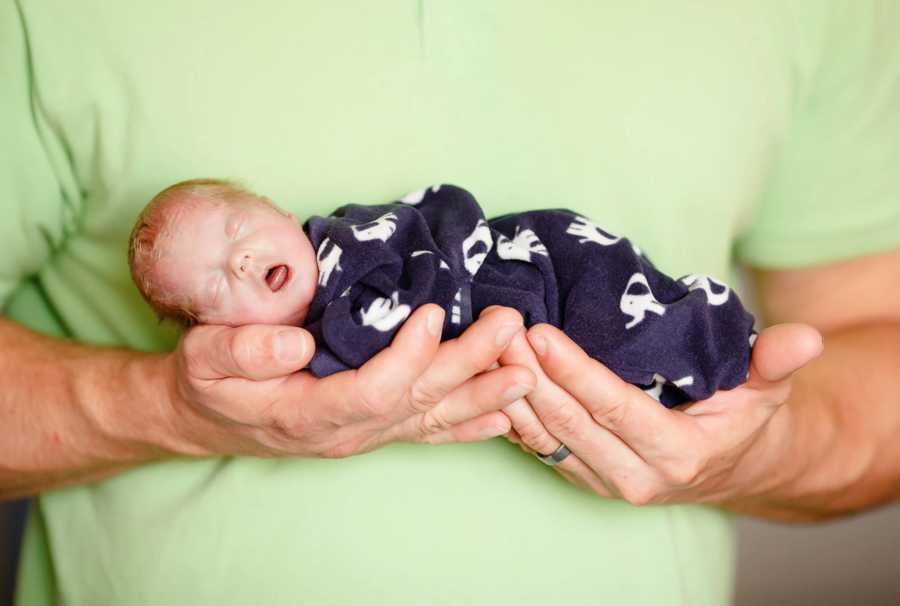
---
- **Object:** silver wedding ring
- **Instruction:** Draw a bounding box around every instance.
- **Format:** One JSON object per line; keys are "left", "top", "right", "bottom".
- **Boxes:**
{"left": 536, "top": 444, "right": 571, "bottom": 466}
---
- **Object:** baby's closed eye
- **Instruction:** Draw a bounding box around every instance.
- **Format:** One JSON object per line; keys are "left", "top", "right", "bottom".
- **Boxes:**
{"left": 225, "top": 213, "right": 246, "bottom": 239}
{"left": 208, "top": 275, "right": 226, "bottom": 309}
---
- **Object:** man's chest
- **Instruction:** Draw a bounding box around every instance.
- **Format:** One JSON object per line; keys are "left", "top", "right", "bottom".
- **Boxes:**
{"left": 24, "top": 0, "right": 791, "bottom": 347}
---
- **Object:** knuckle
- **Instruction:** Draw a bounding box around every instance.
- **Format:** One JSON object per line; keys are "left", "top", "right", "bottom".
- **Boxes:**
{"left": 620, "top": 481, "right": 659, "bottom": 507}
{"left": 590, "top": 398, "right": 631, "bottom": 429}
{"left": 408, "top": 380, "right": 445, "bottom": 411}
{"left": 354, "top": 373, "right": 399, "bottom": 420}
{"left": 418, "top": 410, "right": 450, "bottom": 436}
{"left": 478, "top": 305, "right": 505, "bottom": 318}
{"left": 229, "top": 330, "right": 268, "bottom": 373}
{"left": 514, "top": 420, "right": 554, "bottom": 451}
{"left": 267, "top": 412, "right": 294, "bottom": 441}
{"left": 268, "top": 407, "right": 308, "bottom": 442}
{"left": 674, "top": 464, "right": 702, "bottom": 486}
{"left": 492, "top": 307, "right": 523, "bottom": 327}
{"left": 664, "top": 454, "right": 706, "bottom": 486}
{"left": 358, "top": 389, "right": 393, "bottom": 419}
{"left": 543, "top": 405, "right": 583, "bottom": 438}
{"left": 507, "top": 367, "right": 536, "bottom": 388}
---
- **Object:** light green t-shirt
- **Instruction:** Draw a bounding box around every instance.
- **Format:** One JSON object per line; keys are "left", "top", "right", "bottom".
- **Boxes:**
{"left": 4, "top": 1, "right": 900, "bottom": 604}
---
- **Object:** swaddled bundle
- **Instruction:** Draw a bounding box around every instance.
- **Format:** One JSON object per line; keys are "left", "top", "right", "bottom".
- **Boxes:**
{"left": 304, "top": 184, "right": 756, "bottom": 407}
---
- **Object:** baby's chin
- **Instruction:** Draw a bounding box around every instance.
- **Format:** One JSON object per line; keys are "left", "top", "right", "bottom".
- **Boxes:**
{"left": 204, "top": 302, "right": 310, "bottom": 328}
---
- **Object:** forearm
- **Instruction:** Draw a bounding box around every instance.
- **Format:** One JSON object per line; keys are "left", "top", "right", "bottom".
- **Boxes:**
{"left": 0, "top": 317, "right": 190, "bottom": 500}
{"left": 727, "top": 321, "right": 900, "bottom": 521}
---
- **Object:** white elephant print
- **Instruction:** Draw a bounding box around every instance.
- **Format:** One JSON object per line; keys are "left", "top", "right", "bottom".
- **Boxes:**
{"left": 496, "top": 226, "right": 549, "bottom": 262}
{"left": 566, "top": 216, "right": 621, "bottom": 246}
{"left": 399, "top": 184, "right": 442, "bottom": 205}
{"left": 351, "top": 212, "right": 399, "bottom": 242}
{"left": 620, "top": 272, "right": 666, "bottom": 329}
{"left": 461, "top": 219, "right": 493, "bottom": 277}
{"left": 316, "top": 238, "right": 343, "bottom": 287}
{"left": 359, "top": 291, "right": 411, "bottom": 332}
{"left": 679, "top": 274, "right": 730, "bottom": 306}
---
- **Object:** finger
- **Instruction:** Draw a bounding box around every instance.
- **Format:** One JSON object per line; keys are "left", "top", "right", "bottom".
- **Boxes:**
{"left": 500, "top": 330, "right": 652, "bottom": 481}
{"left": 413, "top": 364, "right": 535, "bottom": 438}
{"left": 746, "top": 323, "right": 823, "bottom": 388}
{"left": 353, "top": 304, "right": 445, "bottom": 414}
{"left": 426, "top": 411, "right": 512, "bottom": 444}
{"left": 479, "top": 304, "right": 513, "bottom": 319}
{"left": 502, "top": 397, "right": 615, "bottom": 496}
{"left": 502, "top": 398, "right": 563, "bottom": 458}
{"left": 505, "top": 427, "right": 524, "bottom": 447}
{"left": 525, "top": 323, "right": 680, "bottom": 454}
{"left": 184, "top": 324, "right": 315, "bottom": 381}
{"left": 408, "top": 306, "right": 525, "bottom": 410}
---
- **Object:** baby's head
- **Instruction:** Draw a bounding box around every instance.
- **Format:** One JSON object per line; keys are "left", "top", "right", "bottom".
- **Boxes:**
{"left": 129, "top": 179, "right": 318, "bottom": 327}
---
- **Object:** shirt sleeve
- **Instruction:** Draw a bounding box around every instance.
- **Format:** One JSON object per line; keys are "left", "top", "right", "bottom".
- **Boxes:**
{"left": 734, "top": 0, "right": 900, "bottom": 269}
{"left": 0, "top": 2, "right": 72, "bottom": 308}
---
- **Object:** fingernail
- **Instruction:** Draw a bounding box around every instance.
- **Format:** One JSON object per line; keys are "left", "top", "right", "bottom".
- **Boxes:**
{"left": 495, "top": 323, "right": 520, "bottom": 348}
{"left": 275, "top": 330, "right": 305, "bottom": 363}
{"left": 528, "top": 333, "right": 548, "bottom": 357}
{"left": 502, "top": 382, "right": 532, "bottom": 402}
{"left": 426, "top": 308, "right": 444, "bottom": 337}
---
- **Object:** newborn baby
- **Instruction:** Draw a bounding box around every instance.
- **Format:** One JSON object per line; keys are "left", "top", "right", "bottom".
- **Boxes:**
{"left": 129, "top": 179, "right": 756, "bottom": 407}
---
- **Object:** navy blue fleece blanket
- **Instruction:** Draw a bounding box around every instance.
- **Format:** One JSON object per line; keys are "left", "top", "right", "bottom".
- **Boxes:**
{"left": 303, "top": 185, "right": 756, "bottom": 407}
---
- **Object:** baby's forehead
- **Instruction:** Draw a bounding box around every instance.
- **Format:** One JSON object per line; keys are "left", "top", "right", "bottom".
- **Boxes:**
{"left": 162, "top": 193, "right": 271, "bottom": 228}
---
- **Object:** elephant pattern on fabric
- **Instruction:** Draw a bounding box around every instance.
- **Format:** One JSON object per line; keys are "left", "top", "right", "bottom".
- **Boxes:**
{"left": 620, "top": 273, "right": 667, "bottom": 330}
{"left": 350, "top": 212, "right": 399, "bottom": 243}
{"left": 680, "top": 274, "right": 730, "bottom": 306}
{"left": 315, "top": 238, "right": 342, "bottom": 287}
{"left": 566, "top": 215, "right": 621, "bottom": 246}
{"left": 496, "top": 226, "right": 549, "bottom": 263}
{"left": 302, "top": 184, "right": 756, "bottom": 406}
{"left": 461, "top": 219, "right": 493, "bottom": 277}
{"left": 359, "top": 291, "right": 411, "bottom": 332}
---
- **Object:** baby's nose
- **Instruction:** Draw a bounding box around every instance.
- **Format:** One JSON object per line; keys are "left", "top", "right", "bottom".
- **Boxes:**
{"left": 231, "top": 251, "right": 254, "bottom": 277}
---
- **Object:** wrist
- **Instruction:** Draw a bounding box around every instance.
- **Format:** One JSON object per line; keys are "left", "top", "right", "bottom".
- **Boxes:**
{"left": 132, "top": 352, "right": 218, "bottom": 458}
{"left": 723, "top": 373, "right": 869, "bottom": 521}
{"left": 75, "top": 349, "right": 205, "bottom": 463}
{"left": 730, "top": 402, "right": 801, "bottom": 501}
{"left": 719, "top": 404, "right": 817, "bottom": 520}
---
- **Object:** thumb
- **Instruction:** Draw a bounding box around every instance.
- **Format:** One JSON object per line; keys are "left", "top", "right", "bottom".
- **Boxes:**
{"left": 748, "top": 323, "right": 824, "bottom": 387}
{"left": 183, "top": 324, "right": 316, "bottom": 381}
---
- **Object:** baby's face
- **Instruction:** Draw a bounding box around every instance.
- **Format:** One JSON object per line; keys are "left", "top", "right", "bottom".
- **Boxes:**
{"left": 157, "top": 198, "right": 318, "bottom": 326}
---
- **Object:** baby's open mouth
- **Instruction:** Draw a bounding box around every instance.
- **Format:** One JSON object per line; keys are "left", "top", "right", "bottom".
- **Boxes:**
{"left": 265, "top": 264, "right": 290, "bottom": 292}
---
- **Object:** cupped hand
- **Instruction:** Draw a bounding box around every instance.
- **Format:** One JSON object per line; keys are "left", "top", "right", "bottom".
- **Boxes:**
{"left": 163, "top": 304, "right": 535, "bottom": 459}
{"left": 493, "top": 309, "right": 823, "bottom": 505}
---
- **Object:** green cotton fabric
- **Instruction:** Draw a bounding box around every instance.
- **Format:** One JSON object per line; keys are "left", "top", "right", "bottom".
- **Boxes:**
{"left": 4, "top": 1, "right": 900, "bottom": 605}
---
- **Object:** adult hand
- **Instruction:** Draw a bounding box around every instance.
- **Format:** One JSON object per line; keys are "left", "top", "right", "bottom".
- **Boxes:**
{"left": 494, "top": 308, "right": 823, "bottom": 505}
{"left": 163, "top": 304, "right": 535, "bottom": 459}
